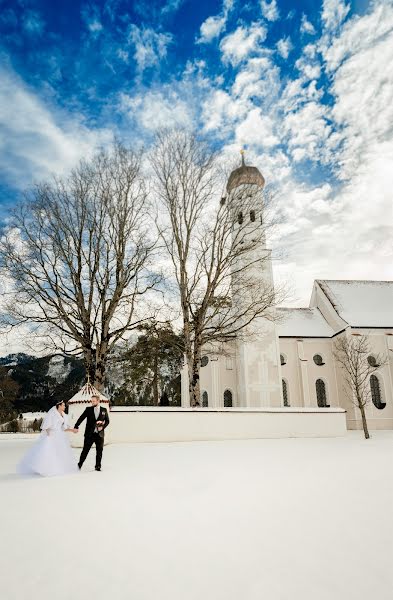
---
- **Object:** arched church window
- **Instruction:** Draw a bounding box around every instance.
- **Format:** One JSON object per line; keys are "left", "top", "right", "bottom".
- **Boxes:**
{"left": 200, "top": 355, "right": 209, "bottom": 367}
{"left": 370, "top": 375, "right": 385, "bottom": 409}
{"left": 313, "top": 354, "right": 324, "bottom": 366}
{"left": 367, "top": 355, "right": 378, "bottom": 367}
{"left": 224, "top": 389, "right": 233, "bottom": 407}
{"left": 237, "top": 212, "right": 243, "bottom": 225}
{"left": 250, "top": 210, "right": 256, "bottom": 222}
{"left": 282, "top": 379, "right": 289, "bottom": 407}
{"left": 280, "top": 354, "right": 286, "bottom": 366}
{"left": 202, "top": 391, "right": 208, "bottom": 407}
{"left": 316, "top": 379, "right": 328, "bottom": 407}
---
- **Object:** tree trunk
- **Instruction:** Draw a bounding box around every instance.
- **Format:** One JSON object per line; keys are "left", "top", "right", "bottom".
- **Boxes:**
{"left": 153, "top": 351, "right": 159, "bottom": 405}
{"left": 94, "top": 349, "right": 107, "bottom": 391}
{"left": 359, "top": 403, "right": 370, "bottom": 439}
{"left": 189, "top": 347, "right": 201, "bottom": 407}
{"left": 84, "top": 347, "right": 95, "bottom": 384}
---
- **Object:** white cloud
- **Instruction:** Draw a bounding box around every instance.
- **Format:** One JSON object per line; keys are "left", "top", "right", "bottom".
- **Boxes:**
{"left": 300, "top": 14, "right": 316, "bottom": 35}
{"left": 120, "top": 90, "right": 192, "bottom": 131}
{"left": 260, "top": 0, "right": 280, "bottom": 22}
{"left": 198, "top": 15, "right": 227, "bottom": 43}
{"left": 81, "top": 5, "right": 103, "bottom": 36}
{"left": 0, "top": 66, "right": 113, "bottom": 189}
{"left": 88, "top": 20, "right": 103, "bottom": 33}
{"left": 321, "top": 0, "right": 350, "bottom": 30}
{"left": 161, "top": 0, "right": 184, "bottom": 15}
{"left": 220, "top": 23, "right": 268, "bottom": 65}
{"left": 321, "top": 1, "right": 393, "bottom": 70}
{"left": 277, "top": 36, "right": 293, "bottom": 59}
{"left": 235, "top": 108, "right": 279, "bottom": 148}
{"left": 326, "top": 2, "right": 393, "bottom": 181}
{"left": 128, "top": 26, "right": 172, "bottom": 72}
{"left": 197, "top": 0, "right": 234, "bottom": 44}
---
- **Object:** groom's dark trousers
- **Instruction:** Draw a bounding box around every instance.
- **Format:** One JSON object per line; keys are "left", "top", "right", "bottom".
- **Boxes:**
{"left": 74, "top": 406, "right": 109, "bottom": 469}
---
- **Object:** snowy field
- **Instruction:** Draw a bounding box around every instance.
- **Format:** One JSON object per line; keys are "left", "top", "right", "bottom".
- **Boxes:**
{"left": 1, "top": 433, "right": 393, "bottom": 600}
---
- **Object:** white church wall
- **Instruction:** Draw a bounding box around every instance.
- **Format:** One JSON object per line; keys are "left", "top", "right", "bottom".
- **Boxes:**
{"left": 340, "top": 329, "right": 393, "bottom": 430}
{"left": 107, "top": 406, "right": 347, "bottom": 443}
{"left": 198, "top": 349, "right": 238, "bottom": 408}
{"left": 278, "top": 338, "right": 339, "bottom": 409}
{"left": 278, "top": 339, "right": 303, "bottom": 407}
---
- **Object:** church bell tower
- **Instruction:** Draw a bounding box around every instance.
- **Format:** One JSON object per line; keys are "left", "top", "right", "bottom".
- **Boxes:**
{"left": 227, "top": 152, "right": 282, "bottom": 407}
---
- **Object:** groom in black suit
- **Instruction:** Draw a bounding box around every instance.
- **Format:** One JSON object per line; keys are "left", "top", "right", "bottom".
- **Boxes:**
{"left": 74, "top": 395, "right": 110, "bottom": 471}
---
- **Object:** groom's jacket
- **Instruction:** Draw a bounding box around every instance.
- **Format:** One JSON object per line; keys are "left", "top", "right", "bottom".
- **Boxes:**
{"left": 74, "top": 406, "right": 110, "bottom": 438}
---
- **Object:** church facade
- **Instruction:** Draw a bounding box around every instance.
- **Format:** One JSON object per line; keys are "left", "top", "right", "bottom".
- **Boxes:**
{"left": 181, "top": 162, "right": 393, "bottom": 431}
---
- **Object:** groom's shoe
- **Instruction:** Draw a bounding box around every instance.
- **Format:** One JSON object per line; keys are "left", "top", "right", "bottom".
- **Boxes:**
{"left": 95, "top": 466, "right": 101, "bottom": 471}
{"left": 78, "top": 464, "right": 82, "bottom": 470}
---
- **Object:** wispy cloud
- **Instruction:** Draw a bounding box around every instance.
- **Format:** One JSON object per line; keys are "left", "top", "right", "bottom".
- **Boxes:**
{"left": 128, "top": 25, "right": 173, "bottom": 73}
{"left": 22, "top": 10, "right": 45, "bottom": 36}
{"left": 300, "top": 14, "right": 317, "bottom": 35}
{"left": 260, "top": 0, "right": 280, "bottom": 22}
{"left": 276, "top": 36, "right": 293, "bottom": 59}
{"left": 197, "top": 0, "right": 235, "bottom": 44}
{"left": 0, "top": 66, "right": 112, "bottom": 190}
{"left": 220, "top": 22, "right": 268, "bottom": 65}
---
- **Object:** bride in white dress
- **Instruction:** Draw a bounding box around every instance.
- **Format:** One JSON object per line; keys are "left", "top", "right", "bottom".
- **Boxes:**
{"left": 17, "top": 400, "right": 78, "bottom": 477}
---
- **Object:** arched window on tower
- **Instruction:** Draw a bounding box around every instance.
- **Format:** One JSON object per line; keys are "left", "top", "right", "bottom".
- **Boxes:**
{"left": 370, "top": 374, "right": 385, "bottom": 409}
{"left": 224, "top": 389, "right": 233, "bottom": 407}
{"left": 282, "top": 379, "right": 289, "bottom": 407}
{"left": 250, "top": 210, "right": 256, "bottom": 222}
{"left": 237, "top": 211, "right": 243, "bottom": 225}
{"left": 202, "top": 391, "right": 208, "bottom": 407}
{"left": 316, "top": 379, "right": 328, "bottom": 407}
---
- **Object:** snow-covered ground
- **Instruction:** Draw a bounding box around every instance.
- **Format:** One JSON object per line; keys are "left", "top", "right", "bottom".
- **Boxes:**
{"left": 20, "top": 411, "right": 46, "bottom": 420}
{"left": 1, "top": 432, "right": 393, "bottom": 600}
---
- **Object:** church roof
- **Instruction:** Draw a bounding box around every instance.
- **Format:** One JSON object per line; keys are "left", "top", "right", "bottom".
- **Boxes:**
{"left": 316, "top": 280, "right": 393, "bottom": 328}
{"left": 277, "top": 307, "right": 335, "bottom": 338}
{"left": 68, "top": 382, "right": 110, "bottom": 404}
{"left": 226, "top": 165, "right": 265, "bottom": 192}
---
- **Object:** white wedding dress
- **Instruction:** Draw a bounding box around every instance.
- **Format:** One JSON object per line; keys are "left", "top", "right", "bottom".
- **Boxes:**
{"left": 17, "top": 407, "right": 78, "bottom": 477}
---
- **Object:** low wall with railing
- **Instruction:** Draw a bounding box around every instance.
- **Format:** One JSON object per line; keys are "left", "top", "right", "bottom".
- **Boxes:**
{"left": 100, "top": 406, "right": 347, "bottom": 444}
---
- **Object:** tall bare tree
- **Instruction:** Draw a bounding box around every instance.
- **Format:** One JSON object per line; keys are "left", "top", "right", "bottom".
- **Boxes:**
{"left": 151, "top": 130, "right": 286, "bottom": 406}
{"left": 333, "top": 334, "right": 387, "bottom": 439}
{"left": 0, "top": 144, "right": 160, "bottom": 388}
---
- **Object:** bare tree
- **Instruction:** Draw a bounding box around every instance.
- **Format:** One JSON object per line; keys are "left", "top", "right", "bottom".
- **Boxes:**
{"left": 333, "top": 334, "right": 387, "bottom": 439}
{"left": 0, "top": 144, "right": 160, "bottom": 389}
{"left": 150, "top": 130, "right": 286, "bottom": 406}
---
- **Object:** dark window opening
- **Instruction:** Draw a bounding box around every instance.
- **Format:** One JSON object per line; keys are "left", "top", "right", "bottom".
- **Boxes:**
{"left": 316, "top": 379, "right": 328, "bottom": 407}
{"left": 313, "top": 354, "right": 324, "bottom": 366}
{"left": 237, "top": 212, "right": 243, "bottom": 225}
{"left": 370, "top": 375, "right": 385, "bottom": 409}
{"left": 250, "top": 210, "right": 256, "bottom": 222}
{"left": 367, "top": 355, "right": 378, "bottom": 367}
{"left": 224, "top": 389, "right": 233, "bottom": 407}
{"left": 202, "top": 391, "right": 208, "bottom": 407}
{"left": 282, "top": 379, "right": 289, "bottom": 407}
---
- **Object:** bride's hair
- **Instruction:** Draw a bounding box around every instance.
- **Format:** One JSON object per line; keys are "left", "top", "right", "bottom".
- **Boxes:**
{"left": 55, "top": 400, "right": 65, "bottom": 408}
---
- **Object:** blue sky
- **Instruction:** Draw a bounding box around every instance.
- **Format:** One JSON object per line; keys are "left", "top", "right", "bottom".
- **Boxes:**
{"left": 0, "top": 0, "right": 392, "bottom": 313}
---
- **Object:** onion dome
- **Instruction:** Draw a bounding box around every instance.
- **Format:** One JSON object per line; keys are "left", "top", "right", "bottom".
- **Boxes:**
{"left": 226, "top": 151, "right": 265, "bottom": 193}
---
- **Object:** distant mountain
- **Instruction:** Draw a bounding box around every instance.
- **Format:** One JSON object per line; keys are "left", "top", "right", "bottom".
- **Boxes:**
{"left": 0, "top": 332, "right": 182, "bottom": 420}
{"left": 0, "top": 353, "right": 85, "bottom": 415}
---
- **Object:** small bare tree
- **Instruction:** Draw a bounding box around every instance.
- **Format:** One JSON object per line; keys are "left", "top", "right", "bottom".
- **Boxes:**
{"left": 333, "top": 334, "right": 387, "bottom": 439}
{"left": 0, "top": 144, "right": 160, "bottom": 388}
{"left": 151, "top": 130, "right": 286, "bottom": 406}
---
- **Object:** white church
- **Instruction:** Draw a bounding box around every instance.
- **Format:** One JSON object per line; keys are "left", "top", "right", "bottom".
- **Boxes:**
{"left": 69, "top": 159, "right": 393, "bottom": 445}
{"left": 180, "top": 159, "right": 393, "bottom": 432}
